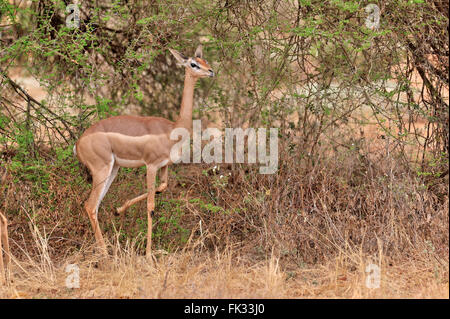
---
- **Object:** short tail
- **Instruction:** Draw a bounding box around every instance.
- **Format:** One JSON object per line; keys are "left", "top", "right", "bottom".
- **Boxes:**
{"left": 73, "top": 143, "right": 92, "bottom": 183}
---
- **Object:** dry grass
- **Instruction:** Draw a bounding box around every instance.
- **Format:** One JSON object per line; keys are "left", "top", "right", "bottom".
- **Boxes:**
{"left": 0, "top": 206, "right": 448, "bottom": 299}
{"left": 0, "top": 242, "right": 447, "bottom": 299}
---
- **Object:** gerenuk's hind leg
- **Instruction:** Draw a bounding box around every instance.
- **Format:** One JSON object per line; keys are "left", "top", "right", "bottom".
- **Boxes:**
{"left": 84, "top": 162, "right": 115, "bottom": 255}
{"left": 145, "top": 165, "right": 157, "bottom": 258}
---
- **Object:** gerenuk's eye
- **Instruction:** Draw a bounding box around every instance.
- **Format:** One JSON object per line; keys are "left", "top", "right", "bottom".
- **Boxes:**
{"left": 190, "top": 63, "right": 198, "bottom": 68}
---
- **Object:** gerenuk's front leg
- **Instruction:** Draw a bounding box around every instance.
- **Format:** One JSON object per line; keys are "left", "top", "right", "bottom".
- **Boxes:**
{"left": 146, "top": 165, "right": 157, "bottom": 258}
{"left": 156, "top": 165, "right": 168, "bottom": 194}
{"left": 116, "top": 165, "right": 169, "bottom": 215}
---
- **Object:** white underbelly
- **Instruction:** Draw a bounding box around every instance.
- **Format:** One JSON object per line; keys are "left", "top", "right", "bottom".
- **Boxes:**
{"left": 114, "top": 155, "right": 146, "bottom": 168}
{"left": 157, "top": 159, "right": 169, "bottom": 169}
{"left": 113, "top": 155, "right": 169, "bottom": 169}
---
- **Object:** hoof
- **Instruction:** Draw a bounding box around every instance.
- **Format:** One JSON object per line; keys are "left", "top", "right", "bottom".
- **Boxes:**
{"left": 115, "top": 207, "right": 125, "bottom": 216}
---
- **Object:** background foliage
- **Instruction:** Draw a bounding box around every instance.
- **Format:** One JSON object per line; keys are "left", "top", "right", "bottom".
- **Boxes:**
{"left": 0, "top": 0, "right": 448, "bottom": 266}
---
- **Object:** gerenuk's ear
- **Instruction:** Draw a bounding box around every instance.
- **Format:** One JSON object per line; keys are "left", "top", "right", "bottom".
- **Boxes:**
{"left": 194, "top": 44, "right": 203, "bottom": 59}
{"left": 169, "top": 48, "right": 188, "bottom": 66}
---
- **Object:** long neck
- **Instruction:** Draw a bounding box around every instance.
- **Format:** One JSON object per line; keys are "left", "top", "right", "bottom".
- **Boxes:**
{"left": 175, "top": 72, "right": 197, "bottom": 132}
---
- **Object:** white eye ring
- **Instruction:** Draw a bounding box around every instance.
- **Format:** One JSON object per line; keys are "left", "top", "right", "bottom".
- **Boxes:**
{"left": 190, "top": 62, "right": 199, "bottom": 69}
